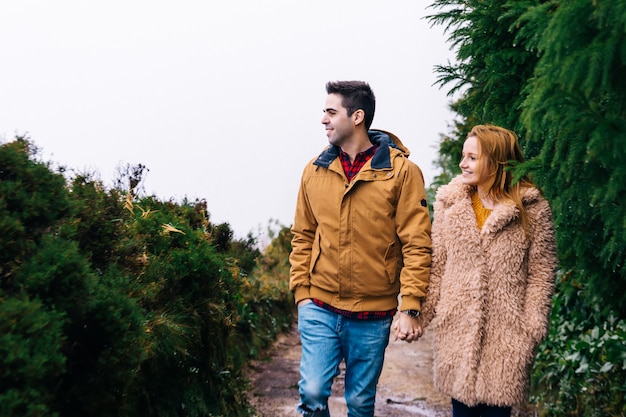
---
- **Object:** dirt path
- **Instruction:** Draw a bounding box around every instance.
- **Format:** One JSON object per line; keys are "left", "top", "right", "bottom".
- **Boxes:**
{"left": 246, "top": 318, "right": 451, "bottom": 417}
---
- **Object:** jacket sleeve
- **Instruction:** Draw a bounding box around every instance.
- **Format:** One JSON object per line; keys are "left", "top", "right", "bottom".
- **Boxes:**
{"left": 289, "top": 167, "right": 317, "bottom": 304}
{"left": 395, "top": 161, "right": 432, "bottom": 311}
{"left": 523, "top": 198, "right": 558, "bottom": 343}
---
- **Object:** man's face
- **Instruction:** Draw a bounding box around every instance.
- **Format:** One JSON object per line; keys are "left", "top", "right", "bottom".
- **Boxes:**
{"left": 321, "top": 93, "right": 355, "bottom": 147}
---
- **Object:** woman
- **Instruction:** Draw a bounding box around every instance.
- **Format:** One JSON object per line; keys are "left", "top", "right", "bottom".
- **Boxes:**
{"left": 417, "top": 125, "right": 558, "bottom": 416}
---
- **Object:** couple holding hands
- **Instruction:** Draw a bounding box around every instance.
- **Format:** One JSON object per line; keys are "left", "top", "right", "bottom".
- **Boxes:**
{"left": 289, "top": 81, "right": 557, "bottom": 417}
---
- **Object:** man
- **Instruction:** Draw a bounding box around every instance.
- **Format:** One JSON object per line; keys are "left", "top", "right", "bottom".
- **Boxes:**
{"left": 289, "top": 80, "right": 432, "bottom": 417}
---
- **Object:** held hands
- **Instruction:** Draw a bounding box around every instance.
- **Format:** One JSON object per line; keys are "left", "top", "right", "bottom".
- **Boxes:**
{"left": 298, "top": 299, "right": 422, "bottom": 342}
{"left": 393, "top": 313, "right": 423, "bottom": 343}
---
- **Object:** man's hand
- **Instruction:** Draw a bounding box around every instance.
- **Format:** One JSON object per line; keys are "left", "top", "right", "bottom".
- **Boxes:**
{"left": 392, "top": 312, "right": 423, "bottom": 343}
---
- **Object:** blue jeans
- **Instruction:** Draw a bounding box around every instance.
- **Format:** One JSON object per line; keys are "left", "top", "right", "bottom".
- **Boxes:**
{"left": 452, "top": 398, "right": 512, "bottom": 417}
{"left": 296, "top": 302, "right": 392, "bottom": 417}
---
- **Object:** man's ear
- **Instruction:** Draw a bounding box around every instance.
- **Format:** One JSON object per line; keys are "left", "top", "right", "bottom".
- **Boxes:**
{"left": 352, "top": 109, "right": 365, "bottom": 126}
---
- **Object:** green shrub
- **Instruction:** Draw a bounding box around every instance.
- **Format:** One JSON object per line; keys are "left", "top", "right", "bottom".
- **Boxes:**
{"left": 0, "top": 138, "right": 70, "bottom": 287}
{"left": 0, "top": 295, "right": 65, "bottom": 417}
{"left": 531, "top": 271, "right": 626, "bottom": 416}
{"left": 0, "top": 138, "right": 294, "bottom": 417}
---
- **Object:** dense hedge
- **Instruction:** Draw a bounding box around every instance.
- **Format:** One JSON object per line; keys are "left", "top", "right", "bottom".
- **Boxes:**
{"left": 0, "top": 138, "right": 294, "bottom": 417}
{"left": 427, "top": 0, "right": 626, "bottom": 414}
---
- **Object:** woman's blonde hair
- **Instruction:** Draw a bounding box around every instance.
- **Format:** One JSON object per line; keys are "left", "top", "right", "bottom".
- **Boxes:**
{"left": 469, "top": 124, "right": 534, "bottom": 234}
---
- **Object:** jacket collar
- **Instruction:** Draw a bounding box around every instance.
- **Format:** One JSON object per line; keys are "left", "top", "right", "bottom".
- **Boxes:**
{"left": 313, "top": 130, "right": 400, "bottom": 169}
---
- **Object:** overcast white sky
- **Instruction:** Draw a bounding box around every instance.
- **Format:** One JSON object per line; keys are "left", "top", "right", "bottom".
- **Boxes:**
{"left": 1, "top": 0, "right": 456, "bottom": 240}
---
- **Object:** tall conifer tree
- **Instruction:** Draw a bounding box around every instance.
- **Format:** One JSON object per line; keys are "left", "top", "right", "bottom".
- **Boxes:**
{"left": 521, "top": 0, "right": 626, "bottom": 314}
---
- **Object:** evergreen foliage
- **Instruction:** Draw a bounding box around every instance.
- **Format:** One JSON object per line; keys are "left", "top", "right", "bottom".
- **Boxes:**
{"left": 0, "top": 137, "right": 294, "bottom": 417}
{"left": 428, "top": 0, "right": 540, "bottom": 137}
{"left": 0, "top": 297, "right": 65, "bottom": 417}
{"left": 520, "top": 0, "right": 626, "bottom": 314}
{"left": 0, "top": 138, "right": 71, "bottom": 282}
{"left": 427, "top": 0, "right": 626, "bottom": 414}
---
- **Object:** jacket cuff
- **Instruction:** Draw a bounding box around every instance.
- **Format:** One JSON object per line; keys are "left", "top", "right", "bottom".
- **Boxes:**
{"left": 399, "top": 296, "right": 422, "bottom": 312}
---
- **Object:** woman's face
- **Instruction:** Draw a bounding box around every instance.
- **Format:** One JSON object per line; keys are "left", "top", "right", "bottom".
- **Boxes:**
{"left": 459, "top": 135, "right": 484, "bottom": 186}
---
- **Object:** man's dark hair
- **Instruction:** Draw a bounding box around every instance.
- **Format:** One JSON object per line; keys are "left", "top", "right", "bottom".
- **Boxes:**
{"left": 326, "top": 81, "right": 376, "bottom": 130}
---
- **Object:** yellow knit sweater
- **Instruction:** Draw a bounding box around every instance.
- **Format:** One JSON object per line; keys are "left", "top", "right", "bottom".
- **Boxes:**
{"left": 471, "top": 191, "right": 492, "bottom": 229}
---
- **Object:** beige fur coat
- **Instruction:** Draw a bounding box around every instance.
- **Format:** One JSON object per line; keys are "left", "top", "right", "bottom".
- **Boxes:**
{"left": 418, "top": 176, "right": 557, "bottom": 407}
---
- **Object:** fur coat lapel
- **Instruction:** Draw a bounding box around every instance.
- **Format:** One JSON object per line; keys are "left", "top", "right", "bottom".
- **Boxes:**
{"left": 438, "top": 176, "right": 543, "bottom": 236}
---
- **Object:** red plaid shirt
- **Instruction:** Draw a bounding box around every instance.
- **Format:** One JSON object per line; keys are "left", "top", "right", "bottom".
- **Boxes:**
{"left": 312, "top": 299, "right": 397, "bottom": 320}
{"left": 313, "top": 143, "right": 395, "bottom": 320}
{"left": 339, "top": 144, "right": 379, "bottom": 182}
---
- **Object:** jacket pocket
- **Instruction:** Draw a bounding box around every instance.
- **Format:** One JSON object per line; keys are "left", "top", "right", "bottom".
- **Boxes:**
{"left": 309, "top": 232, "right": 322, "bottom": 274}
{"left": 384, "top": 240, "right": 401, "bottom": 284}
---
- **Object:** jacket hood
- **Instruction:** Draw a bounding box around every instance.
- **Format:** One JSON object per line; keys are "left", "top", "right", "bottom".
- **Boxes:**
{"left": 313, "top": 129, "right": 410, "bottom": 169}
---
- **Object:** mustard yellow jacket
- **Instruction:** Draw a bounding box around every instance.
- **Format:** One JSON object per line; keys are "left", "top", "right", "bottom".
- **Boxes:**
{"left": 289, "top": 130, "right": 432, "bottom": 312}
